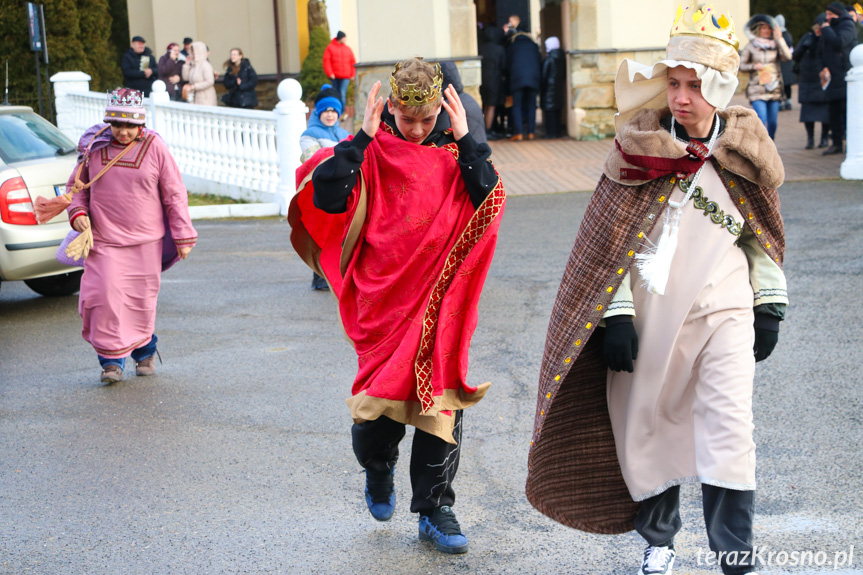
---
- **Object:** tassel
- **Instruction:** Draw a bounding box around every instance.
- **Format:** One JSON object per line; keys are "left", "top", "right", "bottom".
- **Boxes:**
{"left": 65, "top": 226, "right": 93, "bottom": 261}
{"left": 634, "top": 218, "right": 680, "bottom": 296}
{"left": 34, "top": 192, "right": 72, "bottom": 224}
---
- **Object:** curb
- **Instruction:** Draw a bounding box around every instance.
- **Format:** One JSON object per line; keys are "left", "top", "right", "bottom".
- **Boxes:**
{"left": 188, "top": 203, "right": 281, "bottom": 220}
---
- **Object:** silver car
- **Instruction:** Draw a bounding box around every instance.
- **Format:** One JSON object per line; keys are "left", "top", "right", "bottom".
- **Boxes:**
{"left": 0, "top": 105, "right": 82, "bottom": 297}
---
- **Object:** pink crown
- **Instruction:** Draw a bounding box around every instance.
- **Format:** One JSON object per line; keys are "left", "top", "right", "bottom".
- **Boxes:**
{"left": 106, "top": 89, "right": 144, "bottom": 109}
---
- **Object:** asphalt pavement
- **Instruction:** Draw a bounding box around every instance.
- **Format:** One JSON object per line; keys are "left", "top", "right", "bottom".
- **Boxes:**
{"left": 1, "top": 181, "right": 862, "bottom": 574}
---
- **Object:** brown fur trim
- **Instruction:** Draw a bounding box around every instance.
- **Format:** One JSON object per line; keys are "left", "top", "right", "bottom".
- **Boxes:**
{"left": 604, "top": 107, "right": 784, "bottom": 189}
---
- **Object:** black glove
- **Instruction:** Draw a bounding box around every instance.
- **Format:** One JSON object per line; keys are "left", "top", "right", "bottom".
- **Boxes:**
{"left": 753, "top": 314, "right": 780, "bottom": 362}
{"left": 602, "top": 315, "right": 639, "bottom": 373}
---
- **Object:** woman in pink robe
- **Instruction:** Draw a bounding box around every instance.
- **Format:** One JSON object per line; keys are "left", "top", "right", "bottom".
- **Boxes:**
{"left": 67, "top": 89, "right": 197, "bottom": 383}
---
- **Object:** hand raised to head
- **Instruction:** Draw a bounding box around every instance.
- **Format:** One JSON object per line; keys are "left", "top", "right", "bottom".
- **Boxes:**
{"left": 361, "top": 81, "right": 386, "bottom": 139}
{"left": 441, "top": 84, "right": 469, "bottom": 141}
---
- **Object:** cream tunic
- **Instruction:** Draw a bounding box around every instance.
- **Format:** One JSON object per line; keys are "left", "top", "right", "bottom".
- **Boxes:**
{"left": 607, "top": 159, "right": 757, "bottom": 501}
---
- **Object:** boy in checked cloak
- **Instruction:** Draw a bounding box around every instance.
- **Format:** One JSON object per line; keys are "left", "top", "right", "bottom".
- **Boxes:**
{"left": 525, "top": 5, "right": 787, "bottom": 575}
{"left": 288, "top": 58, "right": 505, "bottom": 554}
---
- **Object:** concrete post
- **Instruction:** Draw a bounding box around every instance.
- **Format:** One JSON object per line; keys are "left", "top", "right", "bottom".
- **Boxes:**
{"left": 841, "top": 45, "right": 863, "bottom": 180}
{"left": 274, "top": 78, "right": 308, "bottom": 216}
{"left": 50, "top": 71, "right": 91, "bottom": 140}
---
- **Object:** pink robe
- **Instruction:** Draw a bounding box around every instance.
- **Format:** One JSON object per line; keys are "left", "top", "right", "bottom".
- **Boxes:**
{"left": 67, "top": 131, "right": 197, "bottom": 358}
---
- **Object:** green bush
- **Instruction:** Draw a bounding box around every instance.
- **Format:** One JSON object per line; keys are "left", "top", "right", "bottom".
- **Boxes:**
{"left": 299, "top": 25, "right": 331, "bottom": 106}
{"left": 0, "top": 0, "right": 122, "bottom": 118}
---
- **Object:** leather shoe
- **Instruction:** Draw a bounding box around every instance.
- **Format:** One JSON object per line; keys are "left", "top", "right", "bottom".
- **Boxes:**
{"left": 100, "top": 364, "right": 123, "bottom": 384}
{"left": 508, "top": 134, "right": 523, "bottom": 141}
{"left": 135, "top": 356, "right": 156, "bottom": 376}
{"left": 822, "top": 145, "right": 843, "bottom": 155}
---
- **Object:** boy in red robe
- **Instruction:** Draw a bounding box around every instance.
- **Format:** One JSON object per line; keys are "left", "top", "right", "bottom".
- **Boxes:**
{"left": 289, "top": 58, "right": 505, "bottom": 554}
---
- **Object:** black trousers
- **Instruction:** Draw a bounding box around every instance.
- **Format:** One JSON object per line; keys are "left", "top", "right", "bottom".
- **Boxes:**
{"left": 635, "top": 484, "right": 756, "bottom": 575}
{"left": 544, "top": 109, "right": 562, "bottom": 138}
{"left": 351, "top": 411, "right": 463, "bottom": 514}
{"left": 829, "top": 98, "right": 847, "bottom": 148}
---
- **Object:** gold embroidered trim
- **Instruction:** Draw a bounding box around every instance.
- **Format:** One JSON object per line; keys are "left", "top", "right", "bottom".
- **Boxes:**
{"left": 679, "top": 178, "right": 743, "bottom": 237}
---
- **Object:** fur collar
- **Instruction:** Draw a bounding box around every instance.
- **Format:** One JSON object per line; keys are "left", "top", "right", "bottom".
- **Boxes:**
{"left": 604, "top": 106, "right": 784, "bottom": 189}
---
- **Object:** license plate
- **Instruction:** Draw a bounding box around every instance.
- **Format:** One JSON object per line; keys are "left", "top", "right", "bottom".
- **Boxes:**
{"left": 54, "top": 185, "right": 66, "bottom": 197}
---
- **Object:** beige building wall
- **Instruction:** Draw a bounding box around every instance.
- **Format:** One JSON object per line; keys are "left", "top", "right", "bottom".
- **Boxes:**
{"left": 569, "top": 0, "right": 749, "bottom": 51}
{"left": 127, "top": 0, "right": 303, "bottom": 76}
{"left": 564, "top": 0, "right": 750, "bottom": 139}
{"left": 347, "top": 0, "right": 476, "bottom": 62}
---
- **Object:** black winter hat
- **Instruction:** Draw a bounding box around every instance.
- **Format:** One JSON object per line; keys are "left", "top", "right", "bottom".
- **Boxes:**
{"left": 826, "top": 1, "right": 847, "bottom": 16}
{"left": 335, "top": 31, "right": 346, "bottom": 40}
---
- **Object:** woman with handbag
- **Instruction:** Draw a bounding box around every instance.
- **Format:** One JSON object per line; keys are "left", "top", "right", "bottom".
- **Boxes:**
{"left": 222, "top": 48, "right": 259, "bottom": 109}
{"left": 739, "top": 15, "right": 792, "bottom": 139}
{"left": 181, "top": 41, "right": 217, "bottom": 106}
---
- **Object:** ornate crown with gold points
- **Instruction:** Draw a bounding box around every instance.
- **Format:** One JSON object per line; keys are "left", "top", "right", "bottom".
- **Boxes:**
{"left": 670, "top": 3, "right": 738, "bottom": 50}
{"left": 390, "top": 62, "right": 443, "bottom": 106}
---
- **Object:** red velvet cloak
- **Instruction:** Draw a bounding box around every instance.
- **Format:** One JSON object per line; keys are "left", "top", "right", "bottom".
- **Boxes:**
{"left": 289, "top": 125, "right": 506, "bottom": 442}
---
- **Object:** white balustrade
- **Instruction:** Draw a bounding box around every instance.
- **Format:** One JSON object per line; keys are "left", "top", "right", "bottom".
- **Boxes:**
{"left": 841, "top": 45, "right": 863, "bottom": 180}
{"left": 51, "top": 73, "right": 309, "bottom": 212}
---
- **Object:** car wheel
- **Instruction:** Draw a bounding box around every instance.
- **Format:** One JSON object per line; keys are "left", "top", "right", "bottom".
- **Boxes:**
{"left": 23, "top": 270, "right": 83, "bottom": 297}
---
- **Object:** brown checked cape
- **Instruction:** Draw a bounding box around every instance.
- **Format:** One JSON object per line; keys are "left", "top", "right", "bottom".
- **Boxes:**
{"left": 525, "top": 106, "right": 786, "bottom": 534}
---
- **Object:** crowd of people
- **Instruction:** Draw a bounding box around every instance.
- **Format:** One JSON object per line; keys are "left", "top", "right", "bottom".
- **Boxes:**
{"left": 478, "top": 15, "right": 566, "bottom": 140}
{"left": 121, "top": 35, "right": 259, "bottom": 108}
{"left": 742, "top": 3, "right": 859, "bottom": 155}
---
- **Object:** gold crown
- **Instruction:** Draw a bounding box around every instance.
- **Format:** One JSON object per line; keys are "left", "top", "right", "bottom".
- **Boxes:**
{"left": 389, "top": 62, "right": 443, "bottom": 106}
{"left": 670, "top": 4, "right": 738, "bottom": 50}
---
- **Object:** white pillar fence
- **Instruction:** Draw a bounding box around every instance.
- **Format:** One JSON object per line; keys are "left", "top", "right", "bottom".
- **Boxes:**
{"left": 842, "top": 45, "right": 863, "bottom": 180}
{"left": 49, "top": 72, "right": 309, "bottom": 215}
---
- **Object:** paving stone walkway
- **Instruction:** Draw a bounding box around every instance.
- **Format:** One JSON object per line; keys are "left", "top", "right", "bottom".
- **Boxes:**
{"left": 490, "top": 91, "right": 850, "bottom": 196}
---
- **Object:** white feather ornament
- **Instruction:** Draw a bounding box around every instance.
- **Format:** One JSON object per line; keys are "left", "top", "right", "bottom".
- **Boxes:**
{"left": 635, "top": 117, "right": 720, "bottom": 295}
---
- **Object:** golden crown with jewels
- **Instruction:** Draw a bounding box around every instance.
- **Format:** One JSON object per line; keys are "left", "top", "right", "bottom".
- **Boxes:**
{"left": 670, "top": 3, "right": 739, "bottom": 50}
{"left": 390, "top": 62, "right": 443, "bottom": 106}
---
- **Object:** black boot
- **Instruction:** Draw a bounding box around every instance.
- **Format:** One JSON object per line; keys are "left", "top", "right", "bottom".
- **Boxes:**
{"left": 311, "top": 272, "right": 329, "bottom": 290}
{"left": 805, "top": 135, "right": 814, "bottom": 149}
{"left": 819, "top": 125, "right": 831, "bottom": 148}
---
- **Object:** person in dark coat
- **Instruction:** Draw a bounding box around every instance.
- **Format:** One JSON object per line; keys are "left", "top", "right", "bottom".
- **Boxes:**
{"left": 794, "top": 13, "right": 832, "bottom": 148}
{"left": 435, "top": 61, "right": 487, "bottom": 144}
{"left": 541, "top": 36, "right": 566, "bottom": 138}
{"left": 479, "top": 25, "right": 507, "bottom": 138}
{"left": 121, "top": 36, "right": 156, "bottom": 96}
{"left": 181, "top": 37, "right": 193, "bottom": 61}
{"left": 506, "top": 31, "right": 542, "bottom": 140}
{"left": 157, "top": 43, "right": 185, "bottom": 101}
{"left": 775, "top": 15, "right": 797, "bottom": 110}
{"left": 820, "top": 1, "right": 858, "bottom": 154}
{"left": 222, "top": 48, "right": 259, "bottom": 109}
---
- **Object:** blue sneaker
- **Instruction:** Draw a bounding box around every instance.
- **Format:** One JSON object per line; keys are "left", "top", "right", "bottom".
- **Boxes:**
{"left": 418, "top": 505, "right": 468, "bottom": 554}
{"left": 364, "top": 468, "right": 395, "bottom": 521}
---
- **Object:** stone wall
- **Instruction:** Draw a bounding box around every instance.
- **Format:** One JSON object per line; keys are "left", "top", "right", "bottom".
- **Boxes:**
{"left": 567, "top": 48, "right": 752, "bottom": 141}
{"left": 567, "top": 47, "right": 665, "bottom": 140}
